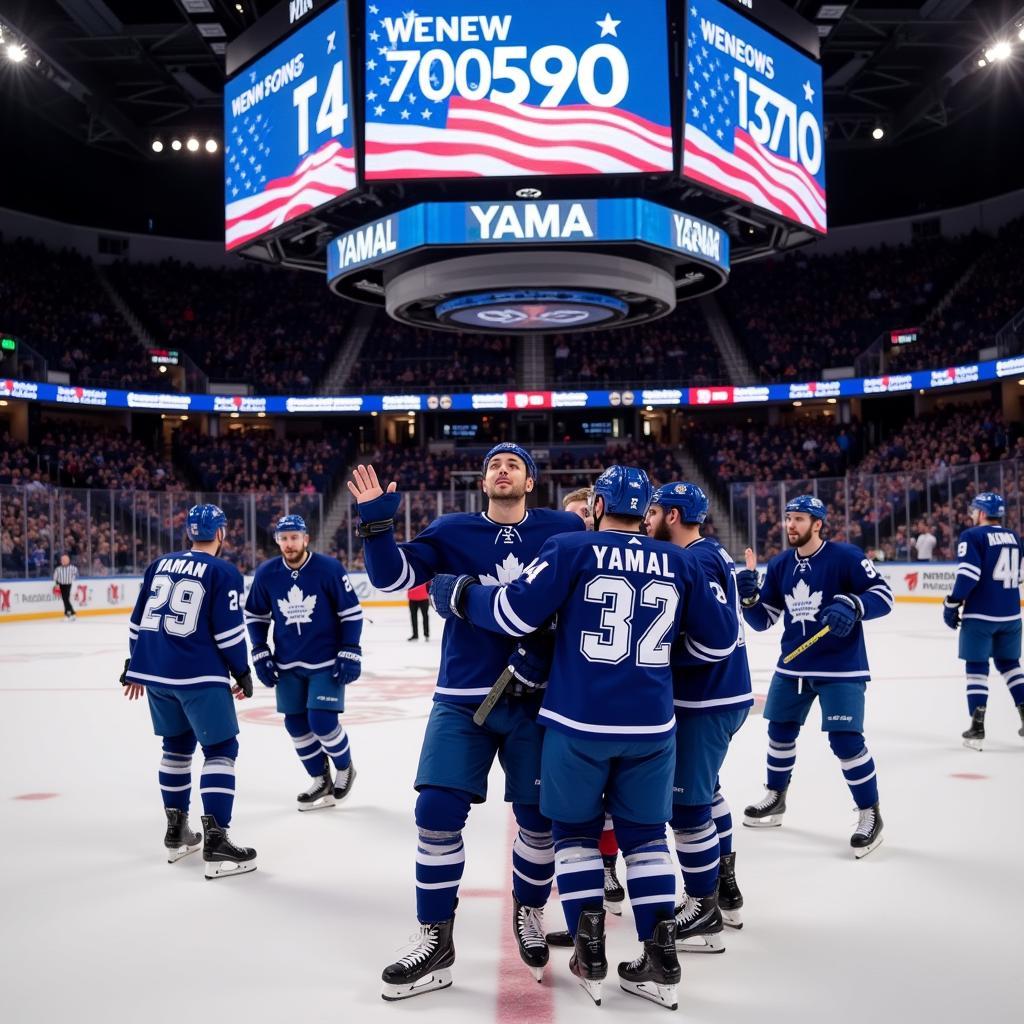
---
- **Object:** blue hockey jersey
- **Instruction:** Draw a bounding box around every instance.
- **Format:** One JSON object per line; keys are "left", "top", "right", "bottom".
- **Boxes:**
{"left": 950, "top": 524, "right": 1024, "bottom": 622}
{"left": 245, "top": 552, "right": 363, "bottom": 671}
{"left": 674, "top": 537, "right": 753, "bottom": 716}
{"left": 742, "top": 541, "right": 893, "bottom": 682}
{"left": 127, "top": 550, "right": 247, "bottom": 688}
{"left": 462, "top": 529, "right": 739, "bottom": 740}
{"left": 363, "top": 508, "right": 584, "bottom": 703}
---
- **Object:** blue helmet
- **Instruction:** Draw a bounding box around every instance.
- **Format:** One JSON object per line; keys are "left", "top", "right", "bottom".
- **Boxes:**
{"left": 971, "top": 492, "right": 1005, "bottom": 519}
{"left": 274, "top": 514, "right": 308, "bottom": 535}
{"left": 651, "top": 481, "right": 709, "bottom": 524}
{"left": 592, "top": 465, "right": 653, "bottom": 519}
{"left": 482, "top": 442, "right": 538, "bottom": 481}
{"left": 785, "top": 494, "right": 827, "bottom": 523}
{"left": 186, "top": 503, "right": 227, "bottom": 542}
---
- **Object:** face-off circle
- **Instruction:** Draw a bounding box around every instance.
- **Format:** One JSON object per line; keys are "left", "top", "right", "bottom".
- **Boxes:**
{"left": 436, "top": 291, "right": 629, "bottom": 330}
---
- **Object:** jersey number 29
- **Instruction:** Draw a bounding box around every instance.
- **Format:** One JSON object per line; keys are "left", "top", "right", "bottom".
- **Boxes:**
{"left": 580, "top": 577, "right": 679, "bottom": 666}
{"left": 140, "top": 575, "right": 206, "bottom": 637}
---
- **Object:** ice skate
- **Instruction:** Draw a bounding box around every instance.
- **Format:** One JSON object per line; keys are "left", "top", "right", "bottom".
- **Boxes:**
{"left": 163, "top": 807, "right": 201, "bottom": 863}
{"left": 717, "top": 852, "right": 744, "bottom": 929}
{"left": 674, "top": 892, "right": 725, "bottom": 953}
{"left": 297, "top": 754, "right": 335, "bottom": 811}
{"left": 1016, "top": 702, "right": 1024, "bottom": 739}
{"left": 333, "top": 762, "right": 357, "bottom": 803}
{"left": 513, "top": 893, "right": 548, "bottom": 981}
{"left": 851, "top": 803, "right": 883, "bottom": 859}
{"left": 962, "top": 707, "right": 986, "bottom": 751}
{"left": 545, "top": 929, "right": 574, "bottom": 947}
{"left": 381, "top": 918, "right": 455, "bottom": 1001}
{"left": 201, "top": 815, "right": 256, "bottom": 879}
{"left": 603, "top": 853, "right": 625, "bottom": 915}
{"left": 743, "top": 787, "right": 787, "bottom": 827}
{"left": 618, "top": 917, "right": 681, "bottom": 1011}
{"left": 570, "top": 907, "right": 607, "bottom": 1006}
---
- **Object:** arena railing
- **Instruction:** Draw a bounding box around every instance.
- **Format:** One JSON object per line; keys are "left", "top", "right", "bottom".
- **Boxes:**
{"left": 0, "top": 486, "right": 322, "bottom": 580}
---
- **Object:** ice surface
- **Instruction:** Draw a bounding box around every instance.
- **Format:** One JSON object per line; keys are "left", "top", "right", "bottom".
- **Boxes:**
{"left": 1, "top": 604, "right": 1021, "bottom": 1023}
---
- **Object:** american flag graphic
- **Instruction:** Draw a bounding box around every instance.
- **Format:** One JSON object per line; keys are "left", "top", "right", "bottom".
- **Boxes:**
{"left": 681, "top": 26, "right": 826, "bottom": 233}
{"left": 364, "top": 4, "right": 672, "bottom": 180}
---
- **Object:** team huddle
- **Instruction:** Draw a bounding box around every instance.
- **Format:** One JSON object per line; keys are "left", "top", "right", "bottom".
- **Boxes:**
{"left": 121, "top": 443, "right": 1024, "bottom": 1011}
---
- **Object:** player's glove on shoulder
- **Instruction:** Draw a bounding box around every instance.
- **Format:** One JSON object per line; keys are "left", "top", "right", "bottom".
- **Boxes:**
{"left": 736, "top": 568, "right": 761, "bottom": 608}
{"left": 252, "top": 644, "right": 278, "bottom": 688}
{"left": 821, "top": 593, "right": 863, "bottom": 638}
{"left": 430, "top": 574, "right": 479, "bottom": 620}
{"left": 356, "top": 491, "right": 402, "bottom": 538}
{"left": 943, "top": 597, "right": 962, "bottom": 631}
{"left": 334, "top": 645, "right": 362, "bottom": 685}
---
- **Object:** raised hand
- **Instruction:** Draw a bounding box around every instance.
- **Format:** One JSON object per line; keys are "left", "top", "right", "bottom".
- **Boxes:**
{"left": 347, "top": 463, "right": 397, "bottom": 505}
{"left": 736, "top": 548, "right": 761, "bottom": 607}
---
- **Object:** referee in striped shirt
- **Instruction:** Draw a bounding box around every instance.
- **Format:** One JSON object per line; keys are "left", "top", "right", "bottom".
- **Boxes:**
{"left": 53, "top": 555, "right": 79, "bottom": 620}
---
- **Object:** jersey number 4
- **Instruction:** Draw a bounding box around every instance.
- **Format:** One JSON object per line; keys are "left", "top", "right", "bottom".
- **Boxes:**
{"left": 993, "top": 547, "right": 1021, "bottom": 590}
{"left": 581, "top": 576, "right": 679, "bottom": 666}
{"left": 140, "top": 575, "right": 206, "bottom": 637}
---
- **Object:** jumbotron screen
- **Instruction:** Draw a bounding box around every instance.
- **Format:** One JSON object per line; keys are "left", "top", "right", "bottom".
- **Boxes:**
{"left": 223, "top": 1, "right": 356, "bottom": 250}
{"left": 363, "top": 0, "right": 673, "bottom": 180}
{"left": 680, "top": 0, "right": 826, "bottom": 234}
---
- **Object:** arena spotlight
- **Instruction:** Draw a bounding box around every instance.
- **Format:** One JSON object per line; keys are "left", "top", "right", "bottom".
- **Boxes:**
{"left": 171, "top": 138, "right": 182, "bottom": 151}
{"left": 984, "top": 41, "right": 1012, "bottom": 62}
{"left": 6, "top": 42, "right": 27, "bottom": 63}
{"left": 186, "top": 137, "right": 200, "bottom": 152}
{"left": 871, "top": 125, "right": 885, "bottom": 141}
{"left": 205, "top": 138, "right": 218, "bottom": 153}
{"left": 151, "top": 139, "right": 164, "bottom": 153}
{"left": 977, "top": 57, "right": 988, "bottom": 67}
{"left": 1019, "top": 26, "right": 1024, "bottom": 41}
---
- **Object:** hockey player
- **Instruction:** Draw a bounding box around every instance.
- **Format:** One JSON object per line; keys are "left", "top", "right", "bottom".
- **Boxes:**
{"left": 645, "top": 482, "right": 752, "bottom": 946}
{"left": 245, "top": 514, "right": 362, "bottom": 810}
{"left": 562, "top": 486, "right": 595, "bottom": 531}
{"left": 942, "top": 492, "right": 1024, "bottom": 750}
{"left": 121, "top": 504, "right": 256, "bottom": 879}
{"left": 736, "top": 496, "right": 893, "bottom": 858}
{"left": 431, "top": 466, "right": 741, "bottom": 1010}
{"left": 347, "top": 444, "right": 584, "bottom": 1000}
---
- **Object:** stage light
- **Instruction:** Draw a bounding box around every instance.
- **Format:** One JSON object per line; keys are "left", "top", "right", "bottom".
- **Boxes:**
{"left": 984, "top": 41, "right": 1012, "bottom": 62}
{"left": 159, "top": 365, "right": 167, "bottom": 374}
{"left": 6, "top": 42, "right": 26, "bottom": 63}
{"left": 1018, "top": 26, "right": 1024, "bottom": 42}
{"left": 152, "top": 139, "right": 164, "bottom": 153}
{"left": 977, "top": 57, "right": 988, "bottom": 67}
{"left": 171, "top": 139, "right": 182, "bottom": 151}
{"left": 186, "top": 137, "right": 200, "bottom": 152}
{"left": 871, "top": 125, "right": 885, "bottom": 141}
{"left": 205, "top": 138, "right": 218, "bottom": 153}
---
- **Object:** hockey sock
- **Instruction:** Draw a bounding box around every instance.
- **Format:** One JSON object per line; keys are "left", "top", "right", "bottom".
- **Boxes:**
{"left": 414, "top": 787, "right": 471, "bottom": 923}
{"left": 284, "top": 712, "right": 324, "bottom": 777}
{"left": 511, "top": 802, "right": 554, "bottom": 908}
{"left": 711, "top": 786, "right": 734, "bottom": 856}
{"left": 766, "top": 720, "right": 800, "bottom": 790}
{"left": 159, "top": 732, "right": 197, "bottom": 812}
{"left": 617, "top": 822, "right": 678, "bottom": 942}
{"left": 670, "top": 805, "right": 719, "bottom": 899}
{"left": 308, "top": 709, "right": 351, "bottom": 771}
{"left": 199, "top": 738, "right": 239, "bottom": 827}
{"left": 829, "top": 731, "right": 878, "bottom": 809}
{"left": 598, "top": 814, "right": 619, "bottom": 857}
{"left": 552, "top": 834, "right": 604, "bottom": 939}
{"left": 994, "top": 659, "right": 1024, "bottom": 706}
{"left": 965, "top": 662, "right": 990, "bottom": 715}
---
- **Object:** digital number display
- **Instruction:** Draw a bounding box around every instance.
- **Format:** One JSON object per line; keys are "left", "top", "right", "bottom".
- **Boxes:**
{"left": 224, "top": 2, "right": 355, "bottom": 250}
{"left": 364, "top": 0, "right": 673, "bottom": 179}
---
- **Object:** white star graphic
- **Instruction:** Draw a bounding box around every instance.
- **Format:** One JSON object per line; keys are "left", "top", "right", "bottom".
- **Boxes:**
{"left": 378, "top": 46, "right": 389, "bottom": 56}
{"left": 803, "top": 80, "right": 815, "bottom": 103}
{"left": 232, "top": 186, "right": 239, "bottom": 196}
{"left": 596, "top": 12, "right": 621, "bottom": 37}
{"left": 421, "top": 108, "right": 432, "bottom": 120}
{"left": 367, "top": 90, "right": 378, "bottom": 101}
{"left": 374, "top": 104, "right": 385, "bottom": 116}
{"left": 400, "top": 109, "right": 411, "bottom": 119}
{"left": 407, "top": 93, "right": 417, "bottom": 103}
{"left": 369, "top": 31, "right": 379, "bottom": 41}
{"left": 716, "top": 127, "right": 724, "bottom": 139}
{"left": 368, "top": 3, "right": 378, "bottom": 12}
{"left": 691, "top": 106, "right": 699, "bottom": 117}
{"left": 690, "top": 5, "right": 697, "bottom": 15}
{"left": 366, "top": 59, "right": 377, "bottom": 70}
{"left": 380, "top": 74, "right": 392, "bottom": 86}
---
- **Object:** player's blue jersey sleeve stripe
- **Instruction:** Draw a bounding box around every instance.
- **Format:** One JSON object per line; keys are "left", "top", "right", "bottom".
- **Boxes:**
{"left": 496, "top": 587, "right": 537, "bottom": 636}
{"left": 217, "top": 633, "right": 247, "bottom": 650}
{"left": 337, "top": 607, "right": 363, "bottom": 620}
{"left": 378, "top": 548, "right": 415, "bottom": 592}
{"left": 214, "top": 624, "right": 246, "bottom": 641}
{"left": 490, "top": 589, "right": 526, "bottom": 637}
{"left": 684, "top": 634, "right": 738, "bottom": 662}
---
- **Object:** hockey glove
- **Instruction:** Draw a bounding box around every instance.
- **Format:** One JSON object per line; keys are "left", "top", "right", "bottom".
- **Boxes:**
{"left": 507, "top": 630, "right": 555, "bottom": 698}
{"left": 119, "top": 657, "right": 131, "bottom": 686}
{"left": 736, "top": 569, "right": 761, "bottom": 608}
{"left": 943, "top": 598, "right": 962, "bottom": 631}
{"left": 430, "top": 573, "right": 479, "bottom": 620}
{"left": 821, "top": 594, "right": 863, "bottom": 639}
{"left": 334, "top": 645, "right": 362, "bottom": 685}
{"left": 231, "top": 669, "right": 254, "bottom": 699}
{"left": 252, "top": 644, "right": 278, "bottom": 688}
{"left": 356, "top": 491, "right": 402, "bottom": 538}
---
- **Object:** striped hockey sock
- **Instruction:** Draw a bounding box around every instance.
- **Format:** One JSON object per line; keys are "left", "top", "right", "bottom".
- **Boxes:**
{"left": 624, "top": 841, "right": 678, "bottom": 941}
{"left": 711, "top": 790, "right": 734, "bottom": 856}
{"left": 672, "top": 820, "right": 720, "bottom": 899}
{"left": 554, "top": 838, "right": 604, "bottom": 938}
{"left": 965, "top": 662, "right": 990, "bottom": 715}
{"left": 284, "top": 713, "right": 325, "bottom": 777}
{"left": 415, "top": 828, "right": 464, "bottom": 923}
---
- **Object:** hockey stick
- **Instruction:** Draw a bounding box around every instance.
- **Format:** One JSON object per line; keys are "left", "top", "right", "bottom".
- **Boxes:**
{"left": 782, "top": 625, "right": 831, "bottom": 665}
{"left": 472, "top": 665, "right": 515, "bottom": 727}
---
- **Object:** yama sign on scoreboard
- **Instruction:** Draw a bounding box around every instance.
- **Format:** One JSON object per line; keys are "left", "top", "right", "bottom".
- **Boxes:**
{"left": 363, "top": 0, "right": 673, "bottom": 179}
{"left": 680, "top": 0, "right": 826, "bottom": 234}
{"left": 223, "top": 1, "right": 356, "bottom": 250}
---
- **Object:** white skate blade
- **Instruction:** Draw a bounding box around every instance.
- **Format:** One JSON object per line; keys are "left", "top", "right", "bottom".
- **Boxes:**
{"left": 962, "top": 737, "right": 984, "bottom": 751}
{"left": 529, "top": 965, "right": 544, "bottom": 983}
{"left": 721, "top": 909, "right": 743, "bottom": 929}
{"left": 620, "top": 979, "right": 679, "bottom": 1011}
{"left": 743, "top": 814, "right": 783, "bottom": 828}
{"left": 604, "top": 899, "right": 624, "bottom": 916}
{"left": 296, "top": 794, "right": 336, "bottom": 812}
{"left": 381, "top": 968, "right": 452, "bottom": 1001}
{"left": 853, "top": 835, "right": 883, "bottom": 859}
{"left": 577, "top": 977, "right": 603, "bottom": 1006}
{"left": 204, "top": 858, "right": 257, "bottom": 879}
{"left": 165, "top": 841, "right": 201, "bottom": 864}
{"left": 676, "top": 931, "right": 725, "bottom": 954}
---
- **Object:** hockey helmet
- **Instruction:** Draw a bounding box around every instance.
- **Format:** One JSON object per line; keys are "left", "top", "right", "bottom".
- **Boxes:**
{"left": 651, "top": 481, "right": 709, "bottom": 524}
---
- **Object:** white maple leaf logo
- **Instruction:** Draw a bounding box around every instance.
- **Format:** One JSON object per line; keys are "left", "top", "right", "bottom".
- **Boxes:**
{"left": 479, "top": 552, "right": 526, "bottom": 587}
{"left": 784, "top": 579, "right": 822, "bottom": 635}
{"left": 277, "top": 584, "right": 316, "bottom": 633}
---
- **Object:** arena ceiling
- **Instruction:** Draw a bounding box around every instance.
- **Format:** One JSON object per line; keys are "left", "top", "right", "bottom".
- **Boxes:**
{"left": 1, "top": 0, "right": 1023, "bottom": 235}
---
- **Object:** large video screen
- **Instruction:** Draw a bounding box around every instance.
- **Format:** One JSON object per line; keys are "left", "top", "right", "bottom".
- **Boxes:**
{"left": 680, "top": 0, "right": 826, "bottom": 234}
{"left": 364, "top": 0, "right": 673, "bottom": 180}
{"left": 224, "top": 2, "right": 355, "bottom": 250}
